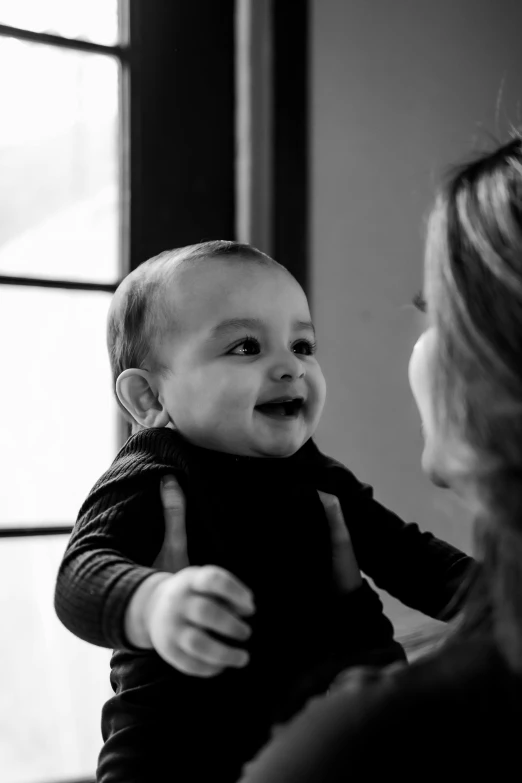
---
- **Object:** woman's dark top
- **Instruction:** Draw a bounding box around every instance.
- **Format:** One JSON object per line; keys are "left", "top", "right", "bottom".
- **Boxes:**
{"left": 240, "top": 635, "right": 522, "bottom": 781}
{"left": 54, "top": 428, "right": 472, "bottom": 782}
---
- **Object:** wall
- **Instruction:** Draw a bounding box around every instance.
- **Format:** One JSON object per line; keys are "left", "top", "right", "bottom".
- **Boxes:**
{"left": 310, "top": 0, "right": 522, "bottom": 631}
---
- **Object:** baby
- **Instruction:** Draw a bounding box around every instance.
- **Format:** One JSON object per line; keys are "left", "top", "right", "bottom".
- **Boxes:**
{"left": 55, "top": 241, "right": 472, "bottom": 782}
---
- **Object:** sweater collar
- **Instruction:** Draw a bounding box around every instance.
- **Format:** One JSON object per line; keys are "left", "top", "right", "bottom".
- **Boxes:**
{"left": 138, "top": 427, "right": 324, "bottom": 477}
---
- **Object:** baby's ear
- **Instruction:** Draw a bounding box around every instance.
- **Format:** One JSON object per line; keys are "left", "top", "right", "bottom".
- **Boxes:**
{"left": 116, "top": 369, "right": 170, "bottom": 429}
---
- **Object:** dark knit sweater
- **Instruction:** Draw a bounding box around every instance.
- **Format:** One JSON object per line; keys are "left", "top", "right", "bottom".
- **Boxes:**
{"left": 55, "top": 428, "right": 472, "bottom": 782}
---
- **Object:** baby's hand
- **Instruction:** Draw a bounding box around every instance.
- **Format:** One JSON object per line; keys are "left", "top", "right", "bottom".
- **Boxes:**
{"left": 145, "top": 564, "right": 255, "bottom": 677}
{"left": 149, "top": 475, "right": 255, "bottom": 676}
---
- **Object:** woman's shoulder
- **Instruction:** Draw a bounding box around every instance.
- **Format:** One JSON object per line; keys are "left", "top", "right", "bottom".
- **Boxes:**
{"left": 335, "top": 636, "right": 521, "bottom": 740}
{"left": 241, "top": 638, "right": 522, "bottom": 782}
{"left": 389, "top": 633, "right": 513, "bottom": 695}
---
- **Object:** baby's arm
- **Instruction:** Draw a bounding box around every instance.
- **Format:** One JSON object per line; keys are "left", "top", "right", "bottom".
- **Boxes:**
{"left": 319, "top": 465, "right": 474, "bottom": 621}
{"left": 353, "top": 487, "right": 473, "bottom": 620}
{"left": 54, "top": 473, "right": 254, "bottom": 675}
{"left": 54, "top": 475, "right": 164, "bottom": 649}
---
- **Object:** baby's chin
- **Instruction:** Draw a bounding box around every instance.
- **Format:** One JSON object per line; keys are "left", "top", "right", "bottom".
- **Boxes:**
{"left": 253, "top": 444, "right": 300, "bottom": 458}
{"left": 246, "top": 433, "right": 313, "bottom": 459}
{"left": 207, "top": 436, "right": 307, "bottom": 459}
{"left": 178, "top": 424, "right": 313, "bottom": 459}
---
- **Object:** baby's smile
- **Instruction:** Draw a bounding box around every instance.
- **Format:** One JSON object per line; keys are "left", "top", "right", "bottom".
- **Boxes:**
{"left": 254, "top": 395, "right": 305, "bottom": 421}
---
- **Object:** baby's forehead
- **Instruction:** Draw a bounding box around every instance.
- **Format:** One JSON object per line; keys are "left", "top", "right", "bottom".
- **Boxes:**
{"left": 167, "top": 255, "right": 297, "bottom": 302}
{"left": 163, "top": 257, "right": 309, "bottom": 333}
{"left": 170, "top": 253, "right": 281, "bottom": 284}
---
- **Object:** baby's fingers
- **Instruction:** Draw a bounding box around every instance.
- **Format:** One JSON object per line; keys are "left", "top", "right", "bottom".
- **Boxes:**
{"left": 168, "top": 646, "right": 225, "bottom": 678}
{"left": 186, "top": 596, "right": 252, "bottom": 642}
{"left": 178, "top": 625, "right": 249, "bottom": 669}
{"left": 192, "top": 565, "right": 255, "bottom": 617}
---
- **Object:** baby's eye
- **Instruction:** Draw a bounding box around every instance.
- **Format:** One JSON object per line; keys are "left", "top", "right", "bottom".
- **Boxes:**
{"left": 292, "top": 339, "right": 317, "bottom": 356}
{"left": 228, "top": 337, "right": 261, "bottom": 356}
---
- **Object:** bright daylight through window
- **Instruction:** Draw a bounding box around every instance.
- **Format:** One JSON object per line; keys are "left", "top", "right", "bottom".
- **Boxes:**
{"left": 0, "top": 2, "right": 123, "bottom": 781}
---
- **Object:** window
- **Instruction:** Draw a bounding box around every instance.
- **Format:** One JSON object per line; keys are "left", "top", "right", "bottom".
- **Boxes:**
{"left": 0, "top": 3, "right": 126, "bottom": 780}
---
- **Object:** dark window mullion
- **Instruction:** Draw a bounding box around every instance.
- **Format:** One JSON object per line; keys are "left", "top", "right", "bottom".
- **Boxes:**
{"left": 41, "top": 778, "right": 95, "bottom": 783}
{"left": 0, "top": 526, "right": 73, "bottom": 538}
{"left": 0, "top": 22, "right": 127, "bottom": 61}
{"left": 0, "top": 274, "right": 118, "bottom": 293}
{"left": 117, "top": 0, "right": 131, "bottom": 282}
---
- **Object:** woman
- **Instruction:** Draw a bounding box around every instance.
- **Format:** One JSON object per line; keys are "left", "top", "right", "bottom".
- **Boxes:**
{"left": 235, "top": 136, "right": 522, "bottom": 780}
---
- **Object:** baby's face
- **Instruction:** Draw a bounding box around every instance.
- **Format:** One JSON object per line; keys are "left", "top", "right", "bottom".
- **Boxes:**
{"left": 156, "top": 259, "right": 326, "bottom": 457}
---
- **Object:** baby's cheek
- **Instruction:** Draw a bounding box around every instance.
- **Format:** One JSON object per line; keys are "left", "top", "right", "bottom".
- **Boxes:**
{"left": 310, "top": 369, "right": 327, "bottom": 417}
{"left": 194, "top": 370, "right": 252, "bottom": 421}
{"left": 170, "top": 376, "right": 215, "bottom": 425}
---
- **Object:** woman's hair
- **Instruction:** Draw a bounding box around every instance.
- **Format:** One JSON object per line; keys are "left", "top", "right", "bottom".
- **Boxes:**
{"left": 425, "top": 133, "right": 522, "bottom": 670}
{"left": 107, "top": 240, "right": 279, "bottom": 422}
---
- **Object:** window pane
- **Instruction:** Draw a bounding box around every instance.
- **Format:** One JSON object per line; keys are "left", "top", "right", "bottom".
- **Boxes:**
{"left": 0, "top": 286, "right": 117, "bottom": 527}
{"left": 0, "top": 0, "right": 119, "bottom": 46}
{"left": 0, "top": 38, "right": 119, "bottom": 283}
{"left": 0, "top": 535, "right": 111, "bottom": 782}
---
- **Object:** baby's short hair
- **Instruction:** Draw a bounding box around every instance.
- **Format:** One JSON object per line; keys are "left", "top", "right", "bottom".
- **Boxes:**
{"left": 107, "top": 240, "right": 281, "bottom": 409}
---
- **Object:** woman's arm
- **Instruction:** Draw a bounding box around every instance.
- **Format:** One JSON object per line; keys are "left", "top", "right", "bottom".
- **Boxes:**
{"left": 239, "top": 666, "right": 402, "bottom": 782}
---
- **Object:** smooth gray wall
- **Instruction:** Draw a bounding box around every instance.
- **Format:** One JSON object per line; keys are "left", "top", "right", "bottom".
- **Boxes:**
{"left": 310, "top": 0, "right": 522, "bottom": 630}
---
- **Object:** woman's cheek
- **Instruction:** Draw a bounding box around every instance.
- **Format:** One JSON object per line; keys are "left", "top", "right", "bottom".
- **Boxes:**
{"left": 408, "top": 329, "right": 436, "bottom": 435}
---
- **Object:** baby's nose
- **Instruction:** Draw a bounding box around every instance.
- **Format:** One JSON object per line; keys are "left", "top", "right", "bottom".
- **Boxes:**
{"left": 270, "top": 353, "right": 305, "bottom": 380}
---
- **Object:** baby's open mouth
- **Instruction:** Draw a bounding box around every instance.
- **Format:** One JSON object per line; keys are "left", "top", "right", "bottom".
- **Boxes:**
{"left": 255, "top": 397, "right": 304, "bottom": 419}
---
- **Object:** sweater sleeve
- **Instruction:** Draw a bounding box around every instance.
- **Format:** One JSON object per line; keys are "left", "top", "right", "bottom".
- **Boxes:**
{"left": 318, "top": 461, "right": 475, "bottom": 621}
{"left": 54, "top": 471, "right": 170, "bottom": 650}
